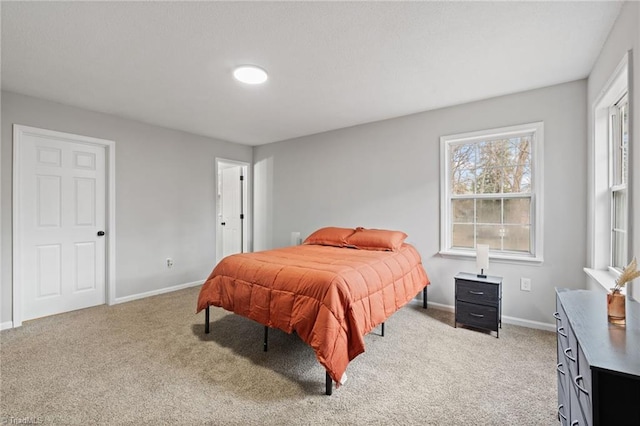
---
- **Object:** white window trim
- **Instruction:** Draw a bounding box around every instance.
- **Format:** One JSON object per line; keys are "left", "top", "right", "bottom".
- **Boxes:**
{"left": 587, "top": 52, "right": 630, "bottom": 292}
{"left": 439, "top": 122, "right": 544, "bottom": 264}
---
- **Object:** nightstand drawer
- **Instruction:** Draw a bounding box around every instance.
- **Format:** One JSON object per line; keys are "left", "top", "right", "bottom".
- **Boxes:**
{"left": 456, "top": 279, "right": 499, "bottom": 305}
{"left": 455, "top": 300, "right": 498, "bottom": 331}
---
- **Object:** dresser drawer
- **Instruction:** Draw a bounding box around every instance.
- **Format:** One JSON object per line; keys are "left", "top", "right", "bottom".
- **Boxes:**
{"left": 557, "top": 402, "right": 569, "bottom": 426}
{"left": 455, "top": 300, "right": 498, "bottom": 331}
{"left": 557, "top": 360, "right": 569, "bottom": 400}
{"left": 570, "top": 382, "right": 590, "bottom": 426}
{"left": 576, "top": 345, "right": 592, "bottom": 420}
{"left": 456, "top": 279, "right": 499, "bottom": 305}
{"left": 557, "top": 324, "right": 570, "bottom": 358}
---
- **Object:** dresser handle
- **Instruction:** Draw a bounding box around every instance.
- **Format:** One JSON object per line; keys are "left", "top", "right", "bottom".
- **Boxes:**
{"left": 564, "top": 348, "right": 576, "bottom": 363}
{"left": 469, "top": 290, "right": 484, "bottom": 295}
{"left": 553, "top": 311, "right": 562, "bottom": 321}
{"left": 556, "top": 362, "right": 565, "bottom": 375}
{"left": 575, "top": 375, "right": 589, "bottom": 396}
{"left": 557, "top": 326, "right": 567, "bottom": 338}
{"left": 557, "top": 404, "right": 567, "bottom": 421}
{"left": 469, "top": 312, "right": 484, "bottom": 318}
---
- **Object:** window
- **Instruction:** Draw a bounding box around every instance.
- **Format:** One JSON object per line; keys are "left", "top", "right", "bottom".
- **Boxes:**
{"left": 610, "top": 93, "right": 629, "bottom": 270}
{"left": 586, "top": 53, "right": 631, "bottom": 293}
{"left": 440, "top": 122, "right": 544, "bottom": 262}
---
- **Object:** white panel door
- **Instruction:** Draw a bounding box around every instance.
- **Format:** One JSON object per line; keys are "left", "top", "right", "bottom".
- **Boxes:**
{"left": 19, "top": 132, "right": 106, "bottom": 321}
{"left": 221, "top": 166, "right": 242, "bottom": 258}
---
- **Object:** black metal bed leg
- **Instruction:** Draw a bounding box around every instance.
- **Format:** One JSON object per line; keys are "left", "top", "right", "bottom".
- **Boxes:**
{"left": 423, "top": 286, "right": 428, "bottom": 309}
{"left": 205, "top": 306, "right": 210, "bottom": 334}
{"left": 263, "top": 326, "right": 268, "bottom": 352}
{"left": 325, "top": 371, "right": 333, "bottom": 395}
{"left": 381, "top": 322, "right": 385, "bottom": 337}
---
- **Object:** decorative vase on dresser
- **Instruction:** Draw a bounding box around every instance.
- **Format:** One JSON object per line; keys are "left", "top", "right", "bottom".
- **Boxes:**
{"left": 555, "top": 288, "right": 640, "bottom": 425}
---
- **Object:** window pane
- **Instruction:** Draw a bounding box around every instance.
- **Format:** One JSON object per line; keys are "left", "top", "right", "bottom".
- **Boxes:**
{"left": 476, "top": 225, "right": 502, "bottom": 249}
{"left": 613, "top": 190, "right": 627, "bottom": 230}
{"left": 452, "top": 224, "right": 474, "bottom": 248}
{"left": 502, "top": 225, "right": 531, "bottom": 252}
{"left": 613, "top": 98, "right": 629, "bottom": 186}
{"left": 621, "top": 102, "right": 628, "bottom": 185}
{"left": 612, "top": 189, "right": 627, "bottom": 270}
{"left": 504, "top": 198, "right": 531, "bottom": 224}
{"left": 452, "top": 168, "right": 475, "bottom": 195}
{"left": 503, "top": 165, "right": 531, "bottom": 193}
{"left": 612, "top": 230, "right": 627, "bottom": 270}
{"left": 452, "top": 199, "right": 474, "bottom": 223}
{"left": 451, "top": 144, "right": 476, "bottom": 194}
{"left": 476, "top": 167, "right": 502, "bottom": 194}
{"left": 477, "top": 199, "right": 501, "bottom": 223}
{"left": 509, "top": 136, "right": 531, "bottom": 165}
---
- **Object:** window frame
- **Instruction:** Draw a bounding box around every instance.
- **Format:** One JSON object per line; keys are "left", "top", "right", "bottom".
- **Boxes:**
{"left": 440, "top": 122, "right": 544, "bottom": 264}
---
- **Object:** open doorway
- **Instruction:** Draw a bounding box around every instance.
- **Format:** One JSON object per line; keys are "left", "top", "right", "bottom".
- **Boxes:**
{"left": 216, "top": 159, "right": 250, "bottom": 264}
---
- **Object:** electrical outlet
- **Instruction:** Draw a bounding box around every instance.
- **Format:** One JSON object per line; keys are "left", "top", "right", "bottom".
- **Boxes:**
{"left": 520, "top": 278, "right": 531, "bottom": 291}
{"left": 167, "top": 258, "right": 174, "bottom": 268}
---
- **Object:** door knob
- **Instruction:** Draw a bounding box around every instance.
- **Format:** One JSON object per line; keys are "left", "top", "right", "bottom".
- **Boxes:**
{"left": 97, "top": 231, "right": 105, "bottom": 236}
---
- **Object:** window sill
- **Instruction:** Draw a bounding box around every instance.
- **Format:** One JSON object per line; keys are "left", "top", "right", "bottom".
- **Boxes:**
{"left": 439, "top": 250, "right": 543, "bottom": 265}
{"left": 584, "top": 268, "right": 625, "bottom": 295}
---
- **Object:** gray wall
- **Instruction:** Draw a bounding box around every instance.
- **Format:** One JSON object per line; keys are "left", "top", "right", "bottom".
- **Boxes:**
{"left": 1, "top": 91, "right": 252, "bottom": 324}
{"left": 254, "top": 80, "right": 588, "bottom": 328}
{"left": 587, "top": 1, "right": 639, "bottom": 301}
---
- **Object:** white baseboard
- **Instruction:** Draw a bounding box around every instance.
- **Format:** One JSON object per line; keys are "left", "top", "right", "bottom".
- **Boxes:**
{"left": 1, "top": 321, "right": 14, "bottom": 330}
{"left": 421, "top": 300, "right": 555, "bottom": 332}
{"left": 501, "top": 315, "right": 555, "bottom": 332}
{"left": 425, "top": 301, "right": 454, "bottom": 312}
{"left": 113, "top": 280, "right": 204, "bottom": 305}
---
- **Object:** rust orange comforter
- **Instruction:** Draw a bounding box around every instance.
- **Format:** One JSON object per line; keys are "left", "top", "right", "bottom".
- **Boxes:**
{"left": 196, "top": 243, "right": 429, "bottom": 384}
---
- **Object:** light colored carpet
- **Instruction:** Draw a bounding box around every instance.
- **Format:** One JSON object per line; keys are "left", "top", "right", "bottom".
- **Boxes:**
{"left": 1, "top": 286, "right": 558, "bottom": 425}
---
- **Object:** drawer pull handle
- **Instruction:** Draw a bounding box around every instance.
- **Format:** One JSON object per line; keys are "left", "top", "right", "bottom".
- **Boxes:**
{"left": 557, "top": 404, "right": 567, "bottom": 421}
{"left": 556, "top": 362, "right": 565, "bottom": 375}
{"left": 575, "top": 375, "right": 589, "bottom": 396}
{"left": 553, "top": 311, "right": 562, "bottom": 321}
{"left": 564, "top": 348, "right": 576, "bottom": 363}
{"left": 469, "top": 290, "right": 484, "bottom": 295}
{"left": 557, "top": 326, "right": 567, "bottom": 338}
{"left": 469, "top": 313, "right": 484, "bottom": 318}
{"left": 571, "top": 421, "right": 579, "bottom": 426}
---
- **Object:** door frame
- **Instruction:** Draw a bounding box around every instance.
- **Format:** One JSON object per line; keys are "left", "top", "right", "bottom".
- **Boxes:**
{"left": 215, "top": 158, "right": 251, "bottom": 264}
{"left": 12, "top": 124, "right": 116, "bottom": 327}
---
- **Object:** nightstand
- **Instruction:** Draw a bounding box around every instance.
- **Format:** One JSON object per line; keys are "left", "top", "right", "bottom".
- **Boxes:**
{"left": 454, "top": 272, "right": 502, "bottom": 338}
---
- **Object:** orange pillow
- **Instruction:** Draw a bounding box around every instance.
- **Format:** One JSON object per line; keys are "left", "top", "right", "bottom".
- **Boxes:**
{"left": 345, "top": 228, "right": 408, "bottom": 251}
{"left": 303, "top": 227, "right": 356, "bottom": 247}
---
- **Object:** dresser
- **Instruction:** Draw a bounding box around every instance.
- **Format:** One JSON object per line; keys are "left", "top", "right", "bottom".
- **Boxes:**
{"left": 454, "top": 272, "right": 502, "bottom": 338}
{"left": 555, "top": 288, "right": 640, "bottom": 425}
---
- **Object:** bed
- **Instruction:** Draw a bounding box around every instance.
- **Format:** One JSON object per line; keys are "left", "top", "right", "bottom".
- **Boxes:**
{"left": 196, "top": 227, "right": 430, "bottom": 394}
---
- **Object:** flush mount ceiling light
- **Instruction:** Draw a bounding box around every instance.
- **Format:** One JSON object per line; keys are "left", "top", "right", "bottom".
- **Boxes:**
{"left": 233, "top": 65, "right": 268, "bottom": 85}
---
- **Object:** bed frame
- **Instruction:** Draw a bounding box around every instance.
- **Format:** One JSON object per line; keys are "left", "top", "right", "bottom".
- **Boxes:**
{"left": 204, "top": 286, "right": 428, "bottom": 395}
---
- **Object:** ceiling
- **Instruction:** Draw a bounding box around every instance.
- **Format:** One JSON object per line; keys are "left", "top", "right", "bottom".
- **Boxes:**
{"left": 1, "top": 1, "right": 622, "bottom": 146}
